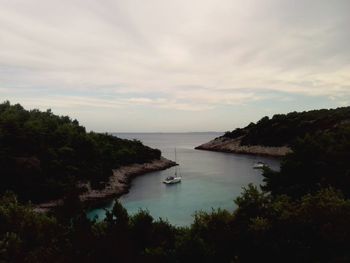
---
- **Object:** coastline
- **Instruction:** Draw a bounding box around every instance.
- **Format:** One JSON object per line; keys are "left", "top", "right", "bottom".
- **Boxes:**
{"left": 195, "top": 136, "right": 292, "bottom": 157}
{"left": 34, "top": 157, "right": 176, "bottom": 213}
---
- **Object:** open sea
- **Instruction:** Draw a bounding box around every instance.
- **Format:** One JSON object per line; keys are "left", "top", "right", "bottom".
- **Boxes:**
{"left": 87, "top": 133, "right": 280, "bottom": 226}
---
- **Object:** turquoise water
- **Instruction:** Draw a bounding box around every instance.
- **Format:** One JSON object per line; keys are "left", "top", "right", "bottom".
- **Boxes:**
{"left": 87, "top": 133, "right": 280, "bottom": 226}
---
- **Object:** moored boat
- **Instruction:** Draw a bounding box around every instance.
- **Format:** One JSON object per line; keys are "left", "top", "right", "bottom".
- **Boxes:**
{"left": 163, "top": 176, "right": 181, "bottom": 184}
{"left": 253, "top": 161, "right": 267, "bottom": 169}
{"left": 163, "top": 148, "right": 182, "bottom": 184}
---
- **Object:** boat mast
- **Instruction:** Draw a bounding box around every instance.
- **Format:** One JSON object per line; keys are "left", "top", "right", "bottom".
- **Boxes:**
{"left": 175, "top": 147, "right": 177, "bottom": 176}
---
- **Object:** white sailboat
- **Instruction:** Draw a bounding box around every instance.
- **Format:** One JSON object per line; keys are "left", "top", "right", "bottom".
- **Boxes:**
{"left": 253, "top": 161, "right": 267, "bottom": 169}
{"left": 163, "top": 148, "right": 182, "bottom": 184}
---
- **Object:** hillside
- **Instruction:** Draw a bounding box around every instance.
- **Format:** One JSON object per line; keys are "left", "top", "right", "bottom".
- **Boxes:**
{"left": 2, "top": 104, "right": 350, "bottom": 262}
{"left": 0, "top": 101, "right": 167, "bottom": 203}
{"left": 2, "top": 119, "right": 350, "bottom": 262}
{"left": 196, "top": 106, "right": 350, "bottom": 156}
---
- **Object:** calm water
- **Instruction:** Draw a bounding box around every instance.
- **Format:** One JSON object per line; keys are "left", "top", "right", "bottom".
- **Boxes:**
{"left": 87, "top": 133, "right": 280, "bottom": 226}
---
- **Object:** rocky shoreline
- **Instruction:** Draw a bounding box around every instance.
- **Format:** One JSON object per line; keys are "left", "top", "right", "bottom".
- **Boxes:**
{"left": 195, "top": 136, "right": 292, "bottom": 157}
{"left": 34, "top": 157, "right": 176, "bottom": 213}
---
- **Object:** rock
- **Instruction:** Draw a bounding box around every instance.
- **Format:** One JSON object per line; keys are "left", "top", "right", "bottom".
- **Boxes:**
{"left": 34, "top": 157, "right": 176, "bottom": 212}
{"left": 196, "top": 137, "right": 292, "bottom": 157}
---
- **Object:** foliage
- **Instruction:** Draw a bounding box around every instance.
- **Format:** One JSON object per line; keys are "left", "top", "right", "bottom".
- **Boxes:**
{"left": 1, "top": 186, "right": 350, "bottom": 263}
{"left": 224, "top": 106, "right": 350, "bottom": 146}
{"left": 263, "top": 124, "right": 350, "bottom": 197}
{"left": 1, "top": 102, "right": 350, "bottom": 262}
{"left": 0, "top": 192, "right": 62, "bottom": 262}
{"left": 0, "top": 101, "right": 161, "bottom": 203}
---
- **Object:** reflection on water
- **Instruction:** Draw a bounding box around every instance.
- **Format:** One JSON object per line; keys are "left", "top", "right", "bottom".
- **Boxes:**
{"left": 87, "top": 133, "right": 280, "bottom": 226}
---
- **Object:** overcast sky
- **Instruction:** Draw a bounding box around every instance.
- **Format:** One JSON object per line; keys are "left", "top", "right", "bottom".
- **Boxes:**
{"left": 1, "top": 0, "right": 349, "bottom": 132}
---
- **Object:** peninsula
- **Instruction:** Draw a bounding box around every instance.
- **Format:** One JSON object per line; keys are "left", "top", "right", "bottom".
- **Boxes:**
{"left": 35, "top": 157, "right": 176, "bottom": 212}
{"left": 196, "top": 136, "right": 291, "bottom": 157}
{"left": 196, "top": 107, "right": 350, "bottom": 157}
{"left": 0, "top": 101, "right": 175, "bottom": 211}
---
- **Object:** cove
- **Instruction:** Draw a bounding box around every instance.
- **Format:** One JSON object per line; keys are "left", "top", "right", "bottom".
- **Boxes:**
{"left": 87, "top": 133, "right": 280, "bottom": 226}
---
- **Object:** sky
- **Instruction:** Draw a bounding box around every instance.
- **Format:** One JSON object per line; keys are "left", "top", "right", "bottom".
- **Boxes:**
{"left": 1, "top": 0, "right": 350, "bottom": 132}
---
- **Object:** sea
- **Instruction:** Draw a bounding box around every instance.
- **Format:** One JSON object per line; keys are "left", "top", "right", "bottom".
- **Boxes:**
{"left": 87, "top": 132, "right": 280, "bottom": 226}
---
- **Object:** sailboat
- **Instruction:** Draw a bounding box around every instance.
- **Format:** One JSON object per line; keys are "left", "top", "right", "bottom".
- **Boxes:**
{"left": 163, "top": 148, "right": 182, "bottom": 184}
{"left": 253, "top": 161, "right": 267, "bottom": 169}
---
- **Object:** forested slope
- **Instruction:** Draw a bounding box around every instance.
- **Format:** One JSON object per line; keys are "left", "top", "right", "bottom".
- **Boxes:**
{"left": 224, "top": 106, "right": 350, "bottom": 146}
{"left": 1, "top": 103, "right": 350, "bottom": 262}
{"left": 0, "top": 101, "right": 161, "bottom": 203}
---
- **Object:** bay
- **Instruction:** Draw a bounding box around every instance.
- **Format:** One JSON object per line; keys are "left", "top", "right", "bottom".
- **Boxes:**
{"left": 87, "top": 133, "right": 280, "bottom": 226}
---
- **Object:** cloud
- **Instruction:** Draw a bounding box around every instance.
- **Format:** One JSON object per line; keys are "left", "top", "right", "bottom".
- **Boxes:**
{"left": 0, "top": 0, "right": 349, "bottom": 130}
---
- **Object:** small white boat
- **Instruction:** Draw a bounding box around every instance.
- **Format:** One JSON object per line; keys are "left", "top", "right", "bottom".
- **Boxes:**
{"left": 253, "top": 161, "right": 267, "bottom": 169}
{"left": 163, "top": 148, "right": 182, "bottom": 185}
{"left": 163, "top": 176, "right": 181, "bottom": 184}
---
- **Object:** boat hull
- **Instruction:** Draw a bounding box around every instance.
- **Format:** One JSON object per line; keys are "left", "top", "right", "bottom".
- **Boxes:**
{"left": 163, "top": 177, "right": 181, "bottom": 184}
{"left": 253, "top": 164, "right": 265, "bottom": 169}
